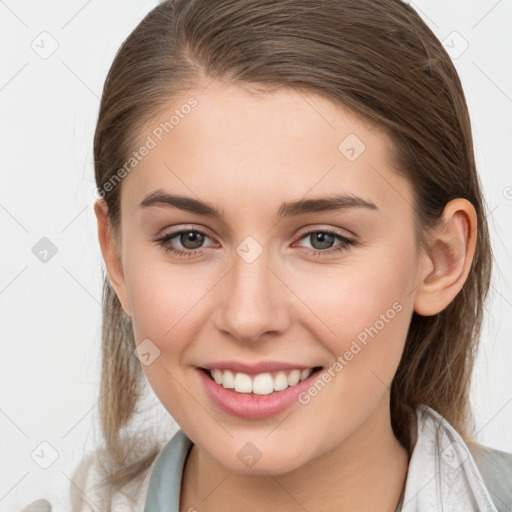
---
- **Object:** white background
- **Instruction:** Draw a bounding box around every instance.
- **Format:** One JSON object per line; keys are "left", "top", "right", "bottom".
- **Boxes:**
{"left": 1, "top": 0, "right": 511, "bottom": 510}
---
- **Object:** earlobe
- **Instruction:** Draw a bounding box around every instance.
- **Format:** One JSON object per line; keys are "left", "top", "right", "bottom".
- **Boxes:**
{"left": 93, "top": 199, "right": 132, "bottom": 317}
{"left": 414, "top": 198, "right": 477, "bottom": 316}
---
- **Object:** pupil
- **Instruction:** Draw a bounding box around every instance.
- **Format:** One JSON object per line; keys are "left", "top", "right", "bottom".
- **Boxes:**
{"left": 311, "top": 233, "right": 334, "bottom": 250}
{"left": 181, "top": 232, "right": 204, "bottom": 249}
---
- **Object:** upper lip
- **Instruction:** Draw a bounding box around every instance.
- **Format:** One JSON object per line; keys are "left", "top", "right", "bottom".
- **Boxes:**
{"left": 199, "top": 360, "right": 320, "bottom": 375}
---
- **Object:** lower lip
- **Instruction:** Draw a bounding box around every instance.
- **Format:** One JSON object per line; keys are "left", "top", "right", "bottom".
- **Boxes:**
{"left": 198, "top": 367, "right": 322, "bottom": 420}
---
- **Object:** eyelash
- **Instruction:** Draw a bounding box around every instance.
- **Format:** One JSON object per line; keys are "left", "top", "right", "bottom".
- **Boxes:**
{"left": 155, "top": 226, "right": 355, "bottom": 259}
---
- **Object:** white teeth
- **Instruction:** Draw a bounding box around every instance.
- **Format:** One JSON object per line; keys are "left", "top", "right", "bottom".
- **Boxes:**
{"left": 252, "top": 373, "right": 274, "bottom": 395}
{"left": 209, "top": 367, "right": 316, "bottom": 394}
{"left": 234, "top": 372, "right": 252, "bottom": 393}
{"left": 223, "top": 370, "right": 235, "bottom": 389}
{"left": 301, "top": 368, "right": 312, "bottom": 381}
{"left": 274, "top": 371, "right": 288, "bottom": 391}
{"left": 287, "top": 369, "right": 301, "bottom": 387}
{"left": 212, "top": 369, "right": 222, "bottom": 384}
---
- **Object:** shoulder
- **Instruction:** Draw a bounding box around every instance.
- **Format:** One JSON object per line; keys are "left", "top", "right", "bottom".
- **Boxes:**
{"left": 70, "top": 445, "right": 160, "bottom": 512}
{"left": 467, "top": 441, "right": 512, "bottom": 512}
{"left": 413, "top": 405, "right": 511, "bottom": 511}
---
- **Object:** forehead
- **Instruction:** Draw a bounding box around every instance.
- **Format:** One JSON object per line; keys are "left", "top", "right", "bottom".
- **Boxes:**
{"left": 121, "top": 81, "right": 413, "bottom": 218}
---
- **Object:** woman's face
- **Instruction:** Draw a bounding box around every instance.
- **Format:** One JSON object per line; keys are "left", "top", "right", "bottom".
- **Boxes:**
{"left": 107, "top": 81, "right": 426, "bottom": 474}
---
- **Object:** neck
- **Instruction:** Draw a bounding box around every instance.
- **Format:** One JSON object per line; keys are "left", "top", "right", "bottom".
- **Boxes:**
{"left": 180, "top": 399, "right": 410, "bottom": 512}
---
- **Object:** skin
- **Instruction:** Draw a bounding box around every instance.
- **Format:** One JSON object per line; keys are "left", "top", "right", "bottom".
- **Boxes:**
{"left": 95, "top": 80, "right": 477, "bottom": 511}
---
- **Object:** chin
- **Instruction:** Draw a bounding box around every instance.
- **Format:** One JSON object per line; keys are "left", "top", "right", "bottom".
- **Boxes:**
{"left": 209, "top": 439, "right": 315, "bottom": 476}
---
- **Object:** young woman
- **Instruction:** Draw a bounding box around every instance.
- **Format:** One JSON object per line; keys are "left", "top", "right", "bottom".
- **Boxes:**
{"left": 23, "top": 0, "right": 512, "bottom": 511}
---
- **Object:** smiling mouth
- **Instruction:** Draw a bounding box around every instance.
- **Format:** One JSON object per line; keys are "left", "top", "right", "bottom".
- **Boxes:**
{"left": 201, "top": 366, "right": 323, "bottom": 395}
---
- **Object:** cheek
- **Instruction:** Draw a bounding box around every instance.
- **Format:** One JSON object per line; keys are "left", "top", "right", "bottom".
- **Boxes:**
{"left": 124, "top": 257, "right": 210, "bottom": 422}
{"left": 121, "top": 231, "right": 207, "bottom": 337}
{"left": 289, "top": 244, "right": 417, "bottom": 378}
{"left": 126, "top": 263, "right": 203, "bottom": 349}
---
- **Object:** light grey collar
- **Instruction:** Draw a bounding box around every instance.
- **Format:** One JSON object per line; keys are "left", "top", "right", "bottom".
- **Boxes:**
{"left": 399, "top": 405, "right": 498, "bottom": 511}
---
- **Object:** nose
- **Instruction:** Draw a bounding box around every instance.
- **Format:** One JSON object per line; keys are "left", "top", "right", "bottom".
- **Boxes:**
{"left": 213, "top": 244, "right": 291, "bottom": 344}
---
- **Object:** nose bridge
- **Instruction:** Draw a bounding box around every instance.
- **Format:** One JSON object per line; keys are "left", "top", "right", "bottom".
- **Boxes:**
{"left": 214, "top": 237, "right": 288, "bottom": 343}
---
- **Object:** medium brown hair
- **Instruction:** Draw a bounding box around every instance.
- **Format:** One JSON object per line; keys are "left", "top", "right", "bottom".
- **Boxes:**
{"left": 93, "top": 0, "right": 492, "bottom": 492}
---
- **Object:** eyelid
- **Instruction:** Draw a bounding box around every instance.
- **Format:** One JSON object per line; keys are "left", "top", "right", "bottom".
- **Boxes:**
{"left": 298, "top": 224, "right": 356, "bottom": 240}
{"left": 158, "top": 224, "right": 215, "bottom": 240}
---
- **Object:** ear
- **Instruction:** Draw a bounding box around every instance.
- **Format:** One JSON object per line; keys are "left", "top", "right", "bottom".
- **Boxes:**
{"left": 94, "top": 199, "right": 132, "bottom": 317}
{"left": 414, "top": 198, "right": 477, "bottom": 316}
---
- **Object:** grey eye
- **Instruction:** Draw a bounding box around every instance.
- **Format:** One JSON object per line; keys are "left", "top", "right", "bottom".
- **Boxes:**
{"left": 307, "top": 232, "right": 336, "bottom": 250}
{"left": 177, "top": 231, "right": 205, "bottom": 250}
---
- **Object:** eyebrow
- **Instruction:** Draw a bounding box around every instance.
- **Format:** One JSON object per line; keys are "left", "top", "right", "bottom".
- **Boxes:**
{"left": 139, "top": 189, "right": 378, "bottom": 218}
